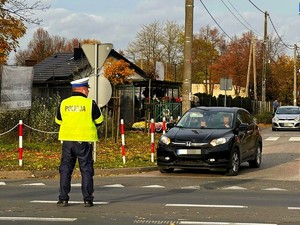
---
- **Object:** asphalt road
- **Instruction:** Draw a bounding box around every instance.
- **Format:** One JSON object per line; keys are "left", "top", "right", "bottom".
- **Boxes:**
{"left": 0, "top": 126, "right": 299, "bottom": 225}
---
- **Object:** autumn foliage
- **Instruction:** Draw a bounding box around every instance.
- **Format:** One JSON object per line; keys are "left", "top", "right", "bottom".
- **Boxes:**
{"left": 0, "top": 4, "right": 26, "bottom": 63}
{"left": 103, "top": 57, "right": 135, "bottom": 86}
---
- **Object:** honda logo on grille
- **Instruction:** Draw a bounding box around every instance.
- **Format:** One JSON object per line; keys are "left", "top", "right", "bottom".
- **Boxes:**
{"left": 186, "top": 141, "right": 192, "bottom": 146}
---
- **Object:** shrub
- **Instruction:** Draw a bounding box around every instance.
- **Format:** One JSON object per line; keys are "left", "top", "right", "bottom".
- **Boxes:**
{"left": 254, "top": 112, "right": 273, "bottom": 124}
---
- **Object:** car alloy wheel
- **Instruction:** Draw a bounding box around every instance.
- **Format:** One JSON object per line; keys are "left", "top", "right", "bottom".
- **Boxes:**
{"left": 226, "top": 150, "right": 240, "bottom": 176}
{"left": 249, "top": 144, "right": 262, "bottom": 168}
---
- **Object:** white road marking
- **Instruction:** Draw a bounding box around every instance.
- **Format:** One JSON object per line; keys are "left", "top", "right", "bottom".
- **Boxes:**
{"left": 102, "top": 184, "right": 124, "bottom": 188}
{"left": 262, "top": 188, "right": 287, "bottom": 191}
{"left": 179, "top": 222, "right": 277, "bottom": 225}
{"left": 181, "top": 186, "right": 200, "bottom": 189}
{"left": 265, "top": 137, "right": 279, "bottom": 141}
{"left": 166, "top": 204, "right": 247, "bottom": 208}
{"left": 71, "top": 183, "right": 81, "bottom": 187}
{"left": 0, "top": 216, "right": 77, "bottom": 222}
{"left": 134, "top": 220, "right": 177, "bottom": 224}
{"left": 31, "top": 200, "right": 109, "bottom": 205}
{"left": 142, "top": 185, "right": 165, "bottom": 188}
{"left": 21, "top": 183, "right": 45, "bottom": 186}
{"left": 222, "top": 186, "right": 247, "bottom": 190}
{"left": 0, "top": 182, "right": 6, "bottom": 185}
{"left": 288, "top": 207, "right": 300, "bottom": 210}
{"left": 289, "top": 137, "right": 300, "bottom": 141}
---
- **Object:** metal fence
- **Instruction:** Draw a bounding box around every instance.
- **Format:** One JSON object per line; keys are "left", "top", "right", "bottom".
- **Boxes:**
{"left": 144, "top": 102, "right": 182, "bottom": 122}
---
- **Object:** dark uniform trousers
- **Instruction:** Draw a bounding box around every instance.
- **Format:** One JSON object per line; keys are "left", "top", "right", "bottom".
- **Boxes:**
{"left": 59, "top": 141, "right": 94, "bottom": 201}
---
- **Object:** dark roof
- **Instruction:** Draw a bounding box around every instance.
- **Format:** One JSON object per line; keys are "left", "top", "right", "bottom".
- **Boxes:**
{"left": 33, "top": 48, "right": 147, "bottom": 83}
{"left": 33, "top": 51, "right": 89, "bottom": 83}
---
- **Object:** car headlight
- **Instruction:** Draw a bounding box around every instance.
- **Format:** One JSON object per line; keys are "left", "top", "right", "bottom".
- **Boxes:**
{"left": 159, "top": 135, "right": 171, "bottom": 145}
{"left": 273, "top": 116, "right": 279, "bottom": 122}
{"left": 295, "top": 115, "right": 300, "bottom": 121}
{"left": 210, "top": 137, "right": 228, "bottom": 146}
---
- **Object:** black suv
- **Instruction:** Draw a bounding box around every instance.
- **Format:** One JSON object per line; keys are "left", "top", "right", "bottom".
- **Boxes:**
{"left": 156, "top": 107, "right": 262, "bottom": 176}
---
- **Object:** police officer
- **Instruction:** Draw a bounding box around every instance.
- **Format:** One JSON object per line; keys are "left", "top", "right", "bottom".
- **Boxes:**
{"left": 55, "top": 77, "right": 103, "bottom": 207}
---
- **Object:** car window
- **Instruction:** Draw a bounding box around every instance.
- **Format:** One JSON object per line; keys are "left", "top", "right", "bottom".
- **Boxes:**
{"left": 177, "top": 111, "right": 234, "bottom": 129}
{"left": 242, "top": 111, "right": 253, "bottom": 124}
{"left": 236, "top": 112, "right": 243, "bottom": 126}
{"left": 237, "top": 110, "right": 252, "bottom": 125}
{"left": 276, "top": 107, "right": 300, "bottom": 114}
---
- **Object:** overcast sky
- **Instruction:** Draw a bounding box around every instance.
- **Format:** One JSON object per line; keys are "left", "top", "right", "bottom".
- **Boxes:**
{"left": 9, "top": 0, "right": 300, "bottom": 63}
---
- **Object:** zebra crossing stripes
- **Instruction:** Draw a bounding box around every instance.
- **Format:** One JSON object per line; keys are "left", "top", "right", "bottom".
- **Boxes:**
{"left": 265, "top": 136, "right": 300, "bottom": 141}
{"left": 265, "top": 137, "right": 279, "bottom": 141}
{"left": 0, "top": 182, "right": 290, "bottom": 191}
{"left": 289, "top": 137, "right": 300, "bottom": 141}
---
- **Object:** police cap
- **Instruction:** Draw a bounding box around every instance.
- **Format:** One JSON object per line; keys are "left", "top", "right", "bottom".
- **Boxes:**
{"left": 70, "top": 77, "right": 90, "bottom": 88}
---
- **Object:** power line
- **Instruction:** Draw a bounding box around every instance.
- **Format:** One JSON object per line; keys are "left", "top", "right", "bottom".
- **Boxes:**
{"left": 248, "top": 0, "right": 264, "bottom": 14}
{"left": 221, "top": 0, "right": 262, "bottom": 37}
{"left": 221, "top": 0, "right": 251, "bottom": 32}
{"left": 199, "top": 0, "right": 233, "bottom": 41}
{"left": 227, "top": 0, "right": 261, "bottom": 35}
{"left": 268, "top": 14, "right": 293, "bottom": 49}
{"left": 247, "top": 0, "right": 292, "bottom": 49}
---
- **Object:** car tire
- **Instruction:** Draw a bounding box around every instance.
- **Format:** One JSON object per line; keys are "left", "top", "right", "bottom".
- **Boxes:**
{"left": 226, "top": 149, "right": 240, "bottom": 176}
{"left": 272, "top": 127, "right": 276, "bottom": 131}
{"left": 248, "top": 143, "right": 262, "bottom": 168}
{"left": 158, "top": 167, "right": 174, "bottom": 173}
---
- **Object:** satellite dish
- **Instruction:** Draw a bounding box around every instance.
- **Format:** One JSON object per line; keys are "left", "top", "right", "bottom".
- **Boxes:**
{"left": 88, "top": 75, "right": 112, "bottom": 107}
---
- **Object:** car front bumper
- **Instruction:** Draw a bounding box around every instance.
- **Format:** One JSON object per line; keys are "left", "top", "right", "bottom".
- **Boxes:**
{"left": 156, "top": 142, "right": 232, "bottom": 171}
{"left": 272, "top": 120, "right": 300, "bottom": 130}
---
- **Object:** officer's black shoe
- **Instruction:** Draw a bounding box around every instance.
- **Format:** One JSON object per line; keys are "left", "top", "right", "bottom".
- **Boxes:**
{"left": 57, "top": 200, "right": 68, "bottom": 207}
{"left": 84, "top": 200, "right": 93, "bottom": 207}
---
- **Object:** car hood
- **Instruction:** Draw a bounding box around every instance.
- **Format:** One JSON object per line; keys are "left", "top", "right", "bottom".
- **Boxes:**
{"left": 166, "top": 127, "right": 233, "bottom": 142}
{"left": 274, "top": 114, "right": 299, "bottom": 120}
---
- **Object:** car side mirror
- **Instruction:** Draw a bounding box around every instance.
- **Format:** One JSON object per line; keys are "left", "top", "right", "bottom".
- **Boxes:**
{"left": 239, "top": 123, "right": 249, "bottom": 131}
{"left": 167, "top": 122, "right": 175, "bottom": 129}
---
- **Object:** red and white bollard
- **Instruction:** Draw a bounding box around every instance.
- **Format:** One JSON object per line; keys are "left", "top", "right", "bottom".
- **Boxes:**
{"left": 120, "top": 119, "right": 126, "bottom": 164}
{"left": 19, "top": 120, "right": 23, "bottom": 166}
{"left": 150, "top": 118, "right": 155, "bottom": 163}
{"left": 162, "top": 117, "right": 166, "bottom": 134}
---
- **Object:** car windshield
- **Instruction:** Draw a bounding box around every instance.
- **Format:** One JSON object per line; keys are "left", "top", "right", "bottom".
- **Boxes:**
{"left": 176, "top": 111, "right": 234, "bottom": 129}
{"left": 276, "top": 107, "right": 300, "bottom": 114}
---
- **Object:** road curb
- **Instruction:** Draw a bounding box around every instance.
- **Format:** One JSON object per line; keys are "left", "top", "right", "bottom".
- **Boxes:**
{"left": 0, "top": 166, "right": 158, "bottom": 179}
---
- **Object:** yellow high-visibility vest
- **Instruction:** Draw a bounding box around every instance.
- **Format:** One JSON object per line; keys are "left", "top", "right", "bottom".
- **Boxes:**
{"left": 56, "top": 96, "right": 102, "bottom": 141}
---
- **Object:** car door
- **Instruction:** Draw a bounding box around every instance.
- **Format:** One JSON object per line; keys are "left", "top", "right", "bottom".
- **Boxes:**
{"left": 237, "top": 110, "right": 254, "bottom": 160}
{"left": 242, "top": 111, "right": 257, "bottom": 156}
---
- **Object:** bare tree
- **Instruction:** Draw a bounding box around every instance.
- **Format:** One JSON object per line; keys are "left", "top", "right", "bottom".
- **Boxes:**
{"left": 126, "top": 20, "right": 185, "bottom": 81}
{"left": 161, "top": 20, "right": 184, "bottom": 64}
{"left": 126, "top": 20, "right": 164, "bottom": 77}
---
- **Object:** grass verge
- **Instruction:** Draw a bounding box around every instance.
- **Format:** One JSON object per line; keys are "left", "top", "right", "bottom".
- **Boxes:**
{"left": 0, "top": 131, "right": 160, "bottom": 171}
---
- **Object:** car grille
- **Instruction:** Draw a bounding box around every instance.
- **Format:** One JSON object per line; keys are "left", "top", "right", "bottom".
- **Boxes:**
{"left": 172, "top": 141, "right": 208, "bottom": 147}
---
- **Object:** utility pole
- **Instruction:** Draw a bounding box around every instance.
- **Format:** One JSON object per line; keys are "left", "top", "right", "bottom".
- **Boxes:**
{"left": 253, "top": 37, "right": 257, "bottom": 101}
{"left": 294, "top": 44, "right": 297, "bottom": 106}
{"left": 261, "top": 11, "right": 268, "bottom": 106}
{"left": 246, "top": 32, "right": 253, "bottom": 98}
{"left": 182, "top": 0, "right": 194, "bottom": 114}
